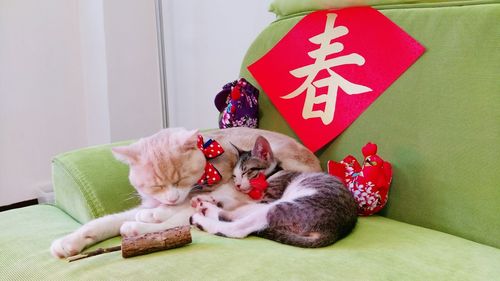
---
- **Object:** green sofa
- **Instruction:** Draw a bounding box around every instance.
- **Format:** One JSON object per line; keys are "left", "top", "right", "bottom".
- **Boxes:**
{"left": 1, "top": 0, "right": 499, "bottom": 280}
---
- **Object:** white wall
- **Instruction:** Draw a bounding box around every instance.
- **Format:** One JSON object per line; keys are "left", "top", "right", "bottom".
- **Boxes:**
{"left": 0, "top": 0, "right": 87, "bottom": 205}
{"left": 79, "top": 0, "right": 164, "bottom": 145}
{"left": 79, "top": 0, "right": 111, "bottom": 145}
{"left": 162, "top": 0, "right": 275, "bottom": 129}
{"left": 103, "top": 0, "right": 163, "bottom": 141}
{"left": 0, "top": 0, "right": 163, "bottom": 206}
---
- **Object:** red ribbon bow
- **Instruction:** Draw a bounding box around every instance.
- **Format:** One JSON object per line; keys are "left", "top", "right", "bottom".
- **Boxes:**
{"left": 248, "top": 172, "right": 269, "bottom": 200}
{"left": 197, "top": 135, "right": 224, "bottom": 186}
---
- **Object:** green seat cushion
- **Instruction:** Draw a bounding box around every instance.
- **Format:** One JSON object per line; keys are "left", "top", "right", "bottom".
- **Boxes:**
{"left": 1, "top": 205, "right": 499, "bottom": 280}
{"left": 241, "top": 2, "right": 500, "bottom": 248}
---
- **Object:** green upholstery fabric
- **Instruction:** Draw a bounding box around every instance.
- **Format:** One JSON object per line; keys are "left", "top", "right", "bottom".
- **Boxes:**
{"left": 1, "top": 205, "right": 499, "bottom": 280}
{"left": 240, "top": 3, "right": 500, "bottom": 248}
{"left": 1, "top": 1, "right": 498, "bottom": 280}
{"left": 52, "top": 141, "right": 138, "bottom": 223}
{"left": 269, "top": 0, "right": 499, "bottom": 18}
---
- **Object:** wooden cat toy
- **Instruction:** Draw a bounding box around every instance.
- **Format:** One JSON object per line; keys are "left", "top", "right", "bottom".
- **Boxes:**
{"left": 67, "top": 225, "right": 191, "bottom": 262}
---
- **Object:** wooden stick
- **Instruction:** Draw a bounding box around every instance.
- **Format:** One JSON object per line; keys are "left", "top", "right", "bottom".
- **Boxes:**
{"left": 122, "top": 225, "right": 192, "bottom": 258}
{"left": 67, "top": 246, "right": 122, "bottom": 262}
{"left": 66, "top": 225, "right": 192, "bottom": 262}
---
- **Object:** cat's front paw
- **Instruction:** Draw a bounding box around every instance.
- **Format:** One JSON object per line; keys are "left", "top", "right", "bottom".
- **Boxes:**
{"left": 194, "top": 201, "right": 221, "bottom": 219}
{"left": 120, "top": 221, "right": 164, "bottom": 237}
{"left": 189, "top": 213, "right": 209, "bottom": 232}
{"left": 50, "top": 234, "right": 87, "bottom": 258}
{"left": 190, "top": 195, "right": 222, "bottom": 208}
{"left": 120, "top": 221, "right": 143, "bottom": 237}
{"left": 135, "top": 207, "right": 173, "bottom": 223}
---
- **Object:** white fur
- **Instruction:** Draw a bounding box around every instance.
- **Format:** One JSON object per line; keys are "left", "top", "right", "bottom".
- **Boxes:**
{"left": 121, "top": 201, "right": 194, "bottom": 237}
{"left": 50, "top": 209, "right": 138, "bottom": 258}
{"left": 280, "top": 175, "right": 317, "bottom": 203}
{"left": 191, "top": 202, "right": 271, "bottom": 238}
{"left": 191, "top": 176, "right": 317, "bottom": 238}
{"left": 50, "top": 128, "right": 320, "bottom": 258}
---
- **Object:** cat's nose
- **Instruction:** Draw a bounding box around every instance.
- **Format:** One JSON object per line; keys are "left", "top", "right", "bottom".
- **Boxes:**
{"left": 164, "top": 193, "right": 180, "bottom": 205}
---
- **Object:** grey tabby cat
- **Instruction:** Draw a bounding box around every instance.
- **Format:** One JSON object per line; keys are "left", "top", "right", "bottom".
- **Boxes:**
{"left": 190, "top": 136, "right": 358, "bottom": 248}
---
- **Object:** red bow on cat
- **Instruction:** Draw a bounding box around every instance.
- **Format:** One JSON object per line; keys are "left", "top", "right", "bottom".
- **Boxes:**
{"left": 196, "top": 136, "right": 224, "bottom": 186}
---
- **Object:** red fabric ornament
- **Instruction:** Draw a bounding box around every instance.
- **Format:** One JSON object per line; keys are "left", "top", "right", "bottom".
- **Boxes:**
{"left": 231, "top": 86, "right": 241, "bottom": 101}
{"left": 248, "top": 172, "right": 269, "bottom": 200}
{"left": 230, "top": 86, "right": 242, "bottom": 113}
{"left": 196, "top": 135, "right": 224, "bottom": 186}
{"left": 362, "top": 142, "right": 378, "bottom": 157}
{"left": 327, "top": 142, "right": 393, "bottom": 216}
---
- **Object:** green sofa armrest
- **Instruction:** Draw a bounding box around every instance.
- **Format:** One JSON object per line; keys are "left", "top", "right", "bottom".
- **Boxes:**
{"left": 51, "top": 141, "right": 139, "bottom": 224}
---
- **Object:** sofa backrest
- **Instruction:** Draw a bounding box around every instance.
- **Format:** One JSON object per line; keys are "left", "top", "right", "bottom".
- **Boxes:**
{"left": 240, "top": 0, "right": 500, "bottom": 248}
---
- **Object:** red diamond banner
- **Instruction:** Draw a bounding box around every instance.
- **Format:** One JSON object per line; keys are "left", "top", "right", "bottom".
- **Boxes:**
{"left": 248, "top": 7, "right": 425, "bottom": 152}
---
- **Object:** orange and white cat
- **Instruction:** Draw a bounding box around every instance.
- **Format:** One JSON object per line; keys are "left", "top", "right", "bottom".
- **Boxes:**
{"left": 51, "top": 127, "right": 320, "bottom": 258}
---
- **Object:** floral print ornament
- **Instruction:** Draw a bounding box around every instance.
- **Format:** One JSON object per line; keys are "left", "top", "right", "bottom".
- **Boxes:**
{"left": 327, "top": 143, "right": 393, "bottom": 216}
{"left": 214, "top": 78, "right": 259, "bottom": 129}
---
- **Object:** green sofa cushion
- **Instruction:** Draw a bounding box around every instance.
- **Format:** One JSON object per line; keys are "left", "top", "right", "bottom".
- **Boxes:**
{"left": 241, "top": 3, "right": 500, "bottom": 248}
{"left": 269, "top": 0, "right": 499, "bottom": 18}
{"left": 1, "top": 205, "right": 499, "bottom": 280}
{"left": 52, "top": 141, "right": 138, "bottom": 223}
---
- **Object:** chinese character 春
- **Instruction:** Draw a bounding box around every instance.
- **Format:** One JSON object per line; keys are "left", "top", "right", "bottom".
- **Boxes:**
{"left": 282, "top": 13, "right": 372, "bottom": 125}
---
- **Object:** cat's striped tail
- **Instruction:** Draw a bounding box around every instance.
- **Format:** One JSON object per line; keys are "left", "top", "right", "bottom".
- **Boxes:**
{"left": 255, "top": 222, "right": 355, "bottom": 248}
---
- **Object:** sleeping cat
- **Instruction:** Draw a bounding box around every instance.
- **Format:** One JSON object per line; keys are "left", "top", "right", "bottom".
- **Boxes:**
{"left": 190, "top": 136, "right": 358, "bottom": 248}
{"left": 51, "top": 127, "right": 321, "bottom": 258}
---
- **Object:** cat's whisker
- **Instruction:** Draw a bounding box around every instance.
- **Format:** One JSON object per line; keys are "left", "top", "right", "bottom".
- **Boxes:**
{"left": 123, "top": 191, "right": 141, "bottom": 202}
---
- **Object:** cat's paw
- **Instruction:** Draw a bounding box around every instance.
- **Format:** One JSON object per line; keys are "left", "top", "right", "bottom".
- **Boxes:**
{"left": 120, "top": 221, "right": 143, "bottom": 237}
{"left": 50, "top": 233, "right": 87, "bottom": 258}
{"left": 189, "top": 213, "right": 209, "bottom": 232}
{"left": 190, "top": 195, "right": 221, "bottom": 208}
{"left": 120, "top": 221, "right": 163, "bottom": 237}
{"left": 194, "top": 201, "right": 221, "bottom": 219}
{"left": 135, "top": 207, "right": 172, "bottom": 223}
{"left": 189, "top": 212, "right": 225, "bottom": 235}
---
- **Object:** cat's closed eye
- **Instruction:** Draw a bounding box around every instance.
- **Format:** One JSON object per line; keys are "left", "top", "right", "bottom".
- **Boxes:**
{"left": 243, "top": 168, "right": 262, "bottom": 178}
{"left": 174, "top": 177, "right": 189, "bottom": 186}
{"left": 247, "top": 167, "right": 264, "bottom": 173}
{"left": 150, "top": 185, "right": 165, "bottom": 192}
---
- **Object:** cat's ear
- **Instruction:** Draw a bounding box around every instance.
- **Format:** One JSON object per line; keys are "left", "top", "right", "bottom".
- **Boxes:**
{"left": 230, "top": 142, "right": 245, "bottom": 157}
{"left": 112, "top": 144, "right": 140, "bottom": 165}
{"left": 182, "top": 129, "right": 199, "bottom": 150}
{"left": 252, "top": 136, "right": 274, "bottom": 162}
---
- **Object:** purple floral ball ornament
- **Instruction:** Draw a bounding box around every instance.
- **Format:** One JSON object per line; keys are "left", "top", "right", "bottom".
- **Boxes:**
{"left": 214, "top": 78, "right": 259, "bottom": 129}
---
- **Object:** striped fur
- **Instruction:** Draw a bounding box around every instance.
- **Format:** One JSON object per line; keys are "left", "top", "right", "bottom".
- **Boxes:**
{"left": 190, "top": 136, "right": 357, "bottom": 248}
